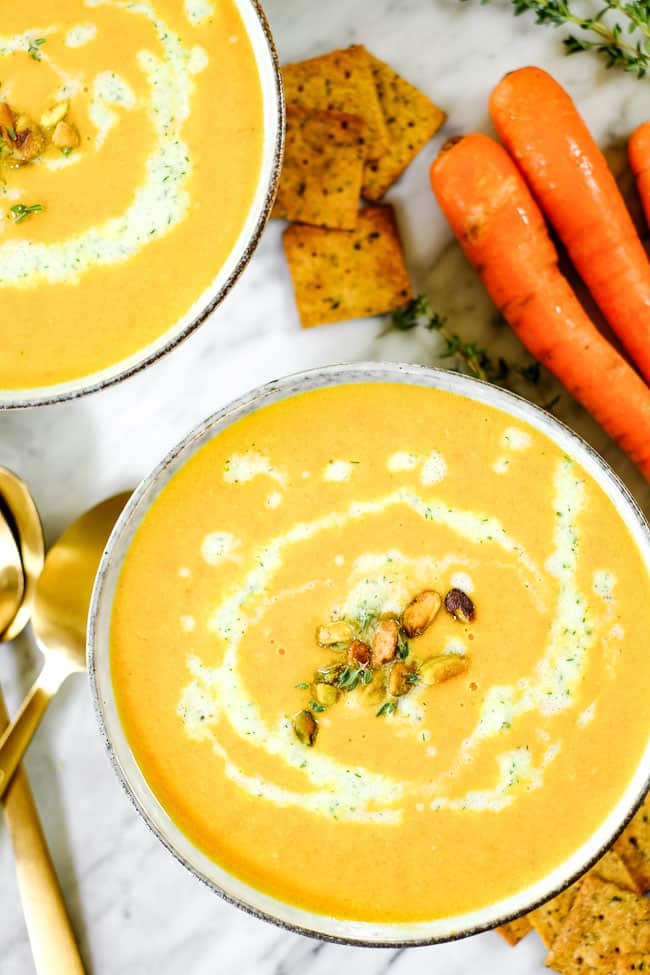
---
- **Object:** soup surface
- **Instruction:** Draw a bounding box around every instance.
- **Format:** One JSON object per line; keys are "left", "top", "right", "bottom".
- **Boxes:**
{"left": 111, "top": 383, "right": 650, "bottom": 922}
{"left": 0, "top": 0, "right": 264, "bottom": 391}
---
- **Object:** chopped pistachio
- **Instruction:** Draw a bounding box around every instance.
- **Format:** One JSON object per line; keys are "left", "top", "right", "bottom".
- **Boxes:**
{"left": 420, "top": 653, "right": 469, "bottom": 685}
{"left": 0, "top": 102, "right": 15, "bottom": 139}
{"left": 347, "top": 639, "right": 372, "bottom": 667}
{"left": 316, "top": 621, "right": 353, "bottom": 647}
{"left": 372, "top": 618, "right": 399, "bottom": 664}
{"left": 52, "top": 120, "right": 79, "bottom": 151}
{"left": 360, "top": 669, "right": 385, "bottom": 705}
{"left": 314, "top": 683, "right": 339, "bottom": 707}
{"left": 388, "top": 661, "right": 413, "bottom": 697}
{"left": 402, "top": 589, "right": 442, "bottom": 638}
{"left": 444, "top": 588, "right": 475, "bottom": 623}
{"left": 11, "top": 116, "right": 46, "bottom": 162}
{"left": 40, "top": 101, "right": 69, "bottom": 129}
{"left": 314, "top": 663, "right": 344, "bottom": 685}
{"left": 292, "top": 709, "right": 318, "bottom": 746}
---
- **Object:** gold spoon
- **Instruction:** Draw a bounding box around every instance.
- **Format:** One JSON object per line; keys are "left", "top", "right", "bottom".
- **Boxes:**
{"left": 0, "top": 478, "right": 85, "bottom": 975}
{"left": 0, "top": 493, "right": 130, "bottom": 802}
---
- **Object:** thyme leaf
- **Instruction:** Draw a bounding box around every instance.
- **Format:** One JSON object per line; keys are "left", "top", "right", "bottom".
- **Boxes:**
{"left": 388, "top": 295, "right": 560, "bottom": 411}
{"left": 465, "top": 0, "right": 650, "bottom": 77}
{"left": 10, "top": 202, "right": 44, "bottom": 224}
{"left": 376, "top": 701, "right": 397, "bottom": 717}
{"left": 28, "top": 37, "right": 46, "bottom": 61}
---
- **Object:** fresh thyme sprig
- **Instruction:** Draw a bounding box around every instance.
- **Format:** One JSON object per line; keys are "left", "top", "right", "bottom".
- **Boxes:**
{"left": 389, "top": 295, "right": 560, "bottom": 409}
{"left": 391, "top": 295, "right": 508, "bottom": 383}
{"left": 470, "top": 0, "right": 650, "bottom": 77}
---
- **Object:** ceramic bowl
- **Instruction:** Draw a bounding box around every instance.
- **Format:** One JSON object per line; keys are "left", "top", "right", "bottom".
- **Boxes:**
{"left": 0, "top": 0, "right": 284, "bottom": 409}
{"left": 88, "top": 362, "right": 650, "bottom": 946}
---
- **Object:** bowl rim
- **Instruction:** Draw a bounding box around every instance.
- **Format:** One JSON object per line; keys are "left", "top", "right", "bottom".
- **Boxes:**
{"left": 0, "top": 0, "right": 284, "bottom": 410}
{"left": 88, "top": 361, "right": 650, "bottom": 946}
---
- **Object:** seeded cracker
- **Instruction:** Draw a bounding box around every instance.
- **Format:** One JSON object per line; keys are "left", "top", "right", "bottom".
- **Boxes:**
{"left": 362, "top": 53, "right": 446, "bottom": 201}
{"left": 281, "top": 46, "right": 388, "bottom": 160}
{"left": 272, "top": 106, "right": 367, "bottom": 230}
{"left": 545, "top": 876, "right": 650, "bottom": 975}
{"left": 527, "top": 850, "right": 639, "bottom": 950}
{"left": 283, "top": 205, "right": 411, "bottom": 328}
{"left": 603, "top": 955, "right": 650, "bottom": 974}
{"left": 615, "top": 793, "right": 650, "bottom": 893}
{"left": 497, "top": 916, "right": 532, "bottom": 946}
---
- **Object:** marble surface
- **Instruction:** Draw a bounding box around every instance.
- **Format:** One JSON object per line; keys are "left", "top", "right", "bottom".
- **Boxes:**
{"left": 2, "top": 1, "right": 650, "bottom": 972}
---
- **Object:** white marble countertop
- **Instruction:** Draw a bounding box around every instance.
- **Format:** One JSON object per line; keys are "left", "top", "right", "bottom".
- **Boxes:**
{"left": 2, "top": 1, "right": 650, "bottom": 972}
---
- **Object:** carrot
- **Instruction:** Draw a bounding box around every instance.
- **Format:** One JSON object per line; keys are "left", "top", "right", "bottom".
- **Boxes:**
{"left": 430, "top": 132, "right": 650, "bottom": 481}
{"left": 629, "top": 121, "right": 650, "bottom": 232}
{"left": 489, "top": 66, "right": 650, "bottom": 386}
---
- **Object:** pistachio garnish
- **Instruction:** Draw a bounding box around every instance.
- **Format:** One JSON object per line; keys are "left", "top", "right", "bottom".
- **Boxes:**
{"left": 360, "top": 669, "right": 385, "bottom": 705}
{"left": 402, "top": 589, "right": 442, "bottom": 637}
{"left": 12, "top": 116, "right": 46, "bottom": 163}
{"left": 52, "top": 120, "right": 80, "bottom": 151}
{"left": 295, "top": 582, "right": 478, "bottom": 740}
{"left": 314, "top": 663, "right": 344, "bottom": 685}
{"left": 372, "top": 618, "right": 399, "bottom": 664}
{"left": 347, "top": 639, "right": 372, "bottom": 667}
{"left": 293, "top": 709, "right": 318, "bottom": 746}
{"left": 420, "top": 653, "right": 469, "bottom": 685}
{"left": 388, "top": 660, "right": 412, "bottom": 697}
{"left": 0, "top": 102, "right": 15, "bottom": 139}
{"left": 314, "top": 683, "right": 339, "bottom": 707}
{"left": 316, "top": 621, "right": 353, "bottom": 647}
{"left": 444, "top": 588, "right": 475, "bottom": 623}
{"left": 40, "top": 101, "right": 69, "bottom": 129}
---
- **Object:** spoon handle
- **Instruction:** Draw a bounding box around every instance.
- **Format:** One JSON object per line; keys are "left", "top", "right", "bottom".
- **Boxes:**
{"left": 0, "top": 667, "right": 59, "bottom": 802}
{"left": 0, "top": 689, "right": 86, "bottom": 975}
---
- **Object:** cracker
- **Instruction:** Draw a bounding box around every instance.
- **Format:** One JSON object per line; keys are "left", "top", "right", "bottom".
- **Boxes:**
{"left": 283, "top": 204, "right": 411, "bottom": 328}
{"left": 545, "top": 876, "right": 650, "bottom": 975}
{"left": 282, "top": 46, "right": 388, "bottom": 160}
{"left": 362, "top": 53, "right": 446, "bottom": 201}
{"left": 272, "top": 106, "right": 367, "bottom": 230}
{"left": 528, "top": 885, "right": 578, "bottom": 951}
{"left": 616, "top": 794, "right": 650, "bottom": 893}
{"left": 604, "top": 955, "right": 650, "bottom": 974}
{"left": 528, "top": 850, "right": 639, "bottom": 951}
{"left": 497, "top": 916, "right": 532, "bottom": 946}
{"left": 595, "top": 848, "right": 641, "bottom": 894}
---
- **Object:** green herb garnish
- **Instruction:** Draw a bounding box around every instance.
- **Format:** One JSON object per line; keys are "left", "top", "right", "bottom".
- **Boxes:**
{"left": 376, "top": 701, "right": 397, "bottom": 717}
{"left": 295, "top": 682, "right": 310, "bottom": 690}
{"left": 389, "top": 295, "right": 560, "bottom": 411}
{"left": 10, "top": 203, "right": 44, "bottom": 224}
{"left": 465, "top": 0, "right": 650, "bottom": 78}
{"left": 336, "top": 666, "right": 363, "bottom": 692}
{"left": 61, "top": 146, "right": 73, "bottom": 156}
{"left": 397, "top": 632, "right": 409, "bottom": 660}
{"left": 28, "top": 37, "right": 46, "bottom": 61}
{"left": 309, "top": 700, "right": 326, "bottom": 714}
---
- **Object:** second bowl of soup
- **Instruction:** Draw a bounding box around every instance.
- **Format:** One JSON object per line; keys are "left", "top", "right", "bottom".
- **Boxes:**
{"left": 89, "top": 363, "right": 650, "bottom": 944}
{"left": 0, "top": 0, "right": 282, "bottom": 406}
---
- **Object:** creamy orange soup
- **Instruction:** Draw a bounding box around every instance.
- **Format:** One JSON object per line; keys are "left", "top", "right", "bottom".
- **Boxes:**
{"left": 1, "top": 0, "right": 264, "bottom": 391}
{"left": 111, "top": 384, "right": 650, "bottom": 922}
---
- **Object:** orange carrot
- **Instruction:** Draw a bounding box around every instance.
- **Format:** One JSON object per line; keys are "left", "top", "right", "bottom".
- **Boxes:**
{"left": 430, "top": 132, "right": 650, "bottom": 481}
{"left": 629, "top": 121, "right": 650, "bottom": 232}
{"left": 489, "top": 66, "right": 650, "bottom": 386}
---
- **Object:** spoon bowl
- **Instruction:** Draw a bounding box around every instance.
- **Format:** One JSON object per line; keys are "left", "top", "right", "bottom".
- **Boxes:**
{"left": 0, "top": 492, "right": 130, "bottom": 799}
{"left": 0, "top": 511, "right": 24, "bottom": 637}
{"left": 0, "top": 468, "right": 45, "bottom": 641}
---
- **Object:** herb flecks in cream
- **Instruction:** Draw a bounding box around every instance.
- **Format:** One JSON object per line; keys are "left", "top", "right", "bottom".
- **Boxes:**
{"left": 0, "top": 2, "right": 207, "bottom": 286}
